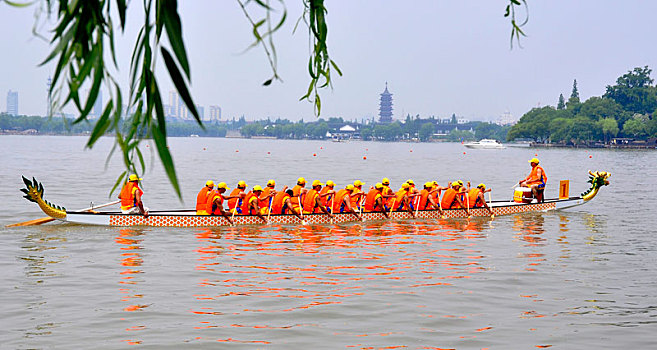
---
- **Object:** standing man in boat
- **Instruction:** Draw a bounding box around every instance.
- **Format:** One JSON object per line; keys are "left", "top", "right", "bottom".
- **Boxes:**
{"left": 206, "top": 182, "right": 234, "bottom": 225}
{"left": 333, "top": 184, "right": 362, "bottom": 220}
{"left": 520, "top": 158, "right": 547, "bottom": 202}
{"left": 441, "top": 181, "right": 470, "bottom": 216}
{"left": 196, "top": 180, "right": 214, "bottom": 215}
{"left": 228, "top": 181, "right": 248, "bottom": 214}
{"left": 467, "top": 183, "right": 494, "bottom": 216}
{"left": 119, "top": 174, "right": 149, "bottom": 217}
{"left": 271, "top": 188, "right": 303, "bottom": 220}
{"left": 302, "top": 180, "right": 334, "bottom": 218}
{"left": 363, "top": 183, "right": 389, "bottom": 218}
{"left": 241, "top": 185, "right": 268, "bottom": 223}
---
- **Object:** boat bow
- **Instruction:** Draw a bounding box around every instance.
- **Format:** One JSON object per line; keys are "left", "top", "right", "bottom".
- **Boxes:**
{"left": 20, "top": 176, "right": 67, "bottom": 220}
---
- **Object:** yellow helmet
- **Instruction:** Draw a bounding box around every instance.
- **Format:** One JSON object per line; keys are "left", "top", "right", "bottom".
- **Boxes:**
{"left": 375, "top": 182, "right": 383, "bottom": 189}
{"left": 382, "top": 178, "right": 390, "bottom": 185}
{"left": 237, "top": 180, "right": 247, "bottom": 188}
{"left": 354, "top": 180, "right": 364, "bottom": 187}
{"left": 312, "top": 180, "right": 323, "bottom": 187}
{"left": 529, "top": 157, "right": 540, "bottom": 164}
{"left": 267, "top": 179, "right": 275, "bottom": 186}
{"left": 128, "top": 174, "right": 142, "bottom": 182}
{"left": 345, "top": 184, "right": 355, "bottom": 191}
{"left": 253, "top": 185, "right": 263, "bottom": 192}
{"left": 297, "top": 177, "right": 306, "bottom": 185}
{"left": 217, "top": 182, "right": 228, "bottom": 190}
{"left": 326, "top": 180, "right": 335, "bottom": 187}
{"left": 205, "top": 180, "right": 214, "bottom": 187}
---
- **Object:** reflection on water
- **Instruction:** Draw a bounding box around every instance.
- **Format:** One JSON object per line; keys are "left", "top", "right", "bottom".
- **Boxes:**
{"left": 190, "top": 220, "right": 490, "bottom": 345}
{"left": 115, "top": 228, "right": 147, "bottom": 345}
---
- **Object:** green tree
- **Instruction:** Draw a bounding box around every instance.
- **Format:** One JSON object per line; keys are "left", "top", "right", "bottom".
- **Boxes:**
{"left": 418, "top": 122, "right": 434, "bottom": 141}
{"left": 622, "top": 118, "right": 647, "bottom": 138}
{"left": 598, "top": 117, "right": 619, "bottom": 143}
{"left": 360, "top": 127, "right": 373, "bottom": 141}
{"left": 557, "top": 93, "right": 565, "bottom": 110}
{"left": 475, "top": 122, "right": 504, "bottom": 140}
{"left": 566, "top": 79, "right": 581, "bottom": 113}
{"left": 604, "top": 66, "right": 657, "bottom": 115}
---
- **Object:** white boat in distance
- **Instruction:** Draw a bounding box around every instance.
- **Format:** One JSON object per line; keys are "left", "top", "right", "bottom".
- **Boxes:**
{"left": 464, "top": 139, "right": 506, "bottom": 149}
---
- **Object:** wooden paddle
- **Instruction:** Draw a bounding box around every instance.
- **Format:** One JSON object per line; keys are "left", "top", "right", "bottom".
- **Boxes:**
{"left": 488, "top": 190, "right": 495, "bottom": 219}
{"left": 7, "top": 200, "right": 120, "bottom": 227}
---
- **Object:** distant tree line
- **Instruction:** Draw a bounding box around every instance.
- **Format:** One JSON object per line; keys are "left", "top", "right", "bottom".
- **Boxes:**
{"left": 0, "top": 114, "right": 227, "bottom": 137}
{"left": 508, "top": 66, "right": 657, "bottom": 144}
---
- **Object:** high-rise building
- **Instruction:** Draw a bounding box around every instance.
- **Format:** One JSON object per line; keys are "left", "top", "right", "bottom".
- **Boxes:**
{"left": 208, "top": 105, "right": 222, "bottom": 121}
{"left": 93, "top": 90, "right": 103, "bottom": 117}
{"left": 46, "top": 77, "right": 52, "bottom": 116}
{"left": 6, "top": 90, "right": 18, "bottom": 116}
{"left": 378, "top": 82, "right": 393, "bottom": 123}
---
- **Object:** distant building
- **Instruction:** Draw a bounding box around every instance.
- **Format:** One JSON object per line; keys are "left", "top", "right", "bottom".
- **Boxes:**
{"left": 378, "top": 82, "right": 393, "bottom": 123}
{"left": 496, "top": 110, "right": 516, "bottom": 126}
{"left": 208, "top": 105, "right": 222, "bottom": 121}
{"left": 93, "top": 90, "right": 103, "bottom": 117}
{"left": 6, "top": 90, "right": 18, "bottom": 116}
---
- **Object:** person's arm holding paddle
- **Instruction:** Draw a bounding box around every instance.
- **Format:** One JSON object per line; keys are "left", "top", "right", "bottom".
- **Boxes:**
{"left": 342, "top": 191, "right": 361, "bottom": 221}
{"left": 375, "top": 194, "right": 389, "bottom": 219}
{"left": 283, "top": 195, "right": 303, "bottom": 220}
{"left": 314, "top": 195, "right": 334, "bottom": 218}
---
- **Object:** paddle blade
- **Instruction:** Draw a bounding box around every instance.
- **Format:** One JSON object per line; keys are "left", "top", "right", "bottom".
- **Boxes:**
{"left": 6, "top": 217, "right": 55, "bottom": 227}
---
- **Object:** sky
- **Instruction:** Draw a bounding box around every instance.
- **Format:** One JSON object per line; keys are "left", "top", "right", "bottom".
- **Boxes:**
{"left": 1, "top": 1, "right": 657, "bottom": 122}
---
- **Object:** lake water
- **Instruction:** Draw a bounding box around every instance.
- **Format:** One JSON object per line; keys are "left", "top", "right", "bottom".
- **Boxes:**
{"left": 1, "top": 135, "right": 656, "bottom": 349}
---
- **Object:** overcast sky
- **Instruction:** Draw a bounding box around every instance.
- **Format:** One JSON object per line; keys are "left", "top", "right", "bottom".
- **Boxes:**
{"left": 1, "top": 1, "right": 656, "bottom": 122}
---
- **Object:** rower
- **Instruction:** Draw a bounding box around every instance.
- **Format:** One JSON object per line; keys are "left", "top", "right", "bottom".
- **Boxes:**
{"left": 319, "top": 180, "right": 336, "bottom": 212}
{"left": 196, "top": 180, "right": 214, "bottom": 215}
{"left": 332, "top": 184, "right": 361, "bottom": 220}
{"left": 271, "top": 188, "right": 302, "bottom": 220}
{"left": 206, "top": 182, "right": 234, "bottom": 225}
{"left": 406, "top": 179, "right": 421, "bottom": 211}
{"left": 363, "top": 183, "right": 389, "bottom": 218}
{"left": 519, "top": 157, "right": 547, "bottom": 202}
{"left": 258, "top": 179, "right": 277, "bottom": 215}
{"left": 290, "top": 177, "right": 307, "bottom": 212}
{"left": 394, "top": 183, "right": 415, "bottom": 218}
{"left": 381, "top": 178, "right": 395, "bottom": 211}
{"left": 430, "top": 180, "right": 448, "bottom": 211}
{"left": 351, "top": 180, "right": 366, "bottom": 211}
{"left": 241, "top": 185, "right": 267, "bottom": 223}
{"left": 302, "top": 180, "right": 333, "bottom": 218}
{"left": 119, "top": 174, "right": 148, "bottom": 217}
{"left": 441, "top": 181, "right": 470, "bottom": 216}
{"left": 418, "top": 182, "right": 441, "bottom": 212}
{"left": 227, "top": 181, "right": 247, "bottom": 214}
{"left": 467, "top": 183, "right": 494, "bottom": 216}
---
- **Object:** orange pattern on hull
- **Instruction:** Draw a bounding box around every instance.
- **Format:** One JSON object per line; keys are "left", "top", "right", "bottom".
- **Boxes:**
{"left": 105, "top": 202, "right": 556, "bottom": 227}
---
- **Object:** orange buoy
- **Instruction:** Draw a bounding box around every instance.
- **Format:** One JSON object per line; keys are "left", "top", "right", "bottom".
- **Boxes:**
{"left": 589, "top": 155, "right": 592, "bottom": 158}
{"left": 320, "top": 147, "right": 323, "bottom": 149}
{"left": 203, "top": 147, "right": 206, "bottom": 150}
{"left": 267, "top": 152, "right": 271, "bottom": 154}
{"left": 363, "top": 156, "right": 367, "bottom": 160}
{"left": 235, "top": 150, "right": 239, "bottom": 152}
{"left": 313, "top": 153, "right": 317, "bottom": 156}
{"left": 410, "top": 150, "right": 413, "bottom": 152}
{"left": 463, "top": 152, "right": 466, "bottom": 154}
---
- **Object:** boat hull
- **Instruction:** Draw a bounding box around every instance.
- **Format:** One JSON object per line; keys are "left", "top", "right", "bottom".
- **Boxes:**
{"left": 61, "top": 199, "right": 566, "bottom": 227}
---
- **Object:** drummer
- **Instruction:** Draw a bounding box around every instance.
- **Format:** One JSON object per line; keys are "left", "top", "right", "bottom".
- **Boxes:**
{"left": 520, "top": 157, "right": 547, "bottom": 202}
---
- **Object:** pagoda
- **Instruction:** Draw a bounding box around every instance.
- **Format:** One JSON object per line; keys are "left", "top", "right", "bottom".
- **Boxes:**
{"left": 378, "top": 82, "right": 393, "bottom": 123}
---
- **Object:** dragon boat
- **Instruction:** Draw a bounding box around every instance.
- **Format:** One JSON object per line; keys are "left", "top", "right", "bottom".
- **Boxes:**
{"left": 18, "top": 171, "right": 610, "bottom": 228}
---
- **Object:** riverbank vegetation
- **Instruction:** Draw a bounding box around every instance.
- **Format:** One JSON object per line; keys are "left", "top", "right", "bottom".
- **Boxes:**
{"left": 508, "top": 66, "right": 657, "bottom": 145}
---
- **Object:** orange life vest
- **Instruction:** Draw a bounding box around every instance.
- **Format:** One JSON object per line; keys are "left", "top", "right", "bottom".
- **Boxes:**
{"left": 441, "top": 188, "right": 460, "bottom": 209}
{"left": 271, "top": 191, "right": 290, "bottom": 214}
{"left": 350, "top": 188, "right": 363, "bottom": 209}
{"left": 431, "top": 186, "right": 440, "bottom": 203}
{"left": 205, "top": 190, "right": 224, "bottom": 215}
{"left": 383, "top": 186, "right": 394, "bottom": 208}
{"left": 240, "top": 192, "right": 258, "bottom": 215}
{"left": 259, "top": 187, "right": 274, "bottom": 211}
{"left": 290, "top": 185, "right": 304, "bottom": 210}
{"left": 363, "top": 189, "right": 382, "bottom": 212}
{"left": 526, "top": 165, "right": 547, "bottom": 186}
{"left": 319, "top": 186, "right": 333, "bottom": 208}
{"left": 467, "top": 188, "right": 483, "bottom": 208}
{"left": 302, "top": 189, "right": 319, "bottom": 214}
{"left": 332, "top": 189, "right": 350, "bottom": 213}
{"left": 119, "top": 182, "right": 143, "bottom": 210}
{"left": 394, "top": 189, "right": 408, "bottom": 210}
{"left": 196, "top": 186, "right": 211, "bottom": 213}
{"left": 418, "top": 189, "right": 431, "bottom": 210}
{"left": 227, "top": 188, "right": 244, "bottom": 212}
